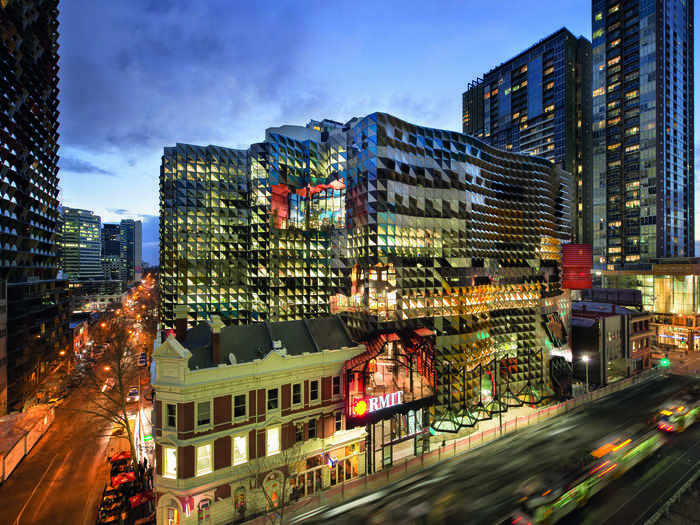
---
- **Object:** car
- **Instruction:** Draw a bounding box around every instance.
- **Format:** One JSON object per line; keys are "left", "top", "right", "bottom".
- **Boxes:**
{"left": 126, "top": 386, "right": 139, "bottom": 403}
{"left": 138, "top": 352, "right": 147, "bottom": 367}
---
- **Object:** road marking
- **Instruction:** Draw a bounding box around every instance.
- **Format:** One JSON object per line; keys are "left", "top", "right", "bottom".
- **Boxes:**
{"left": 12, "top": 451, "right": 60, "bottom": 525}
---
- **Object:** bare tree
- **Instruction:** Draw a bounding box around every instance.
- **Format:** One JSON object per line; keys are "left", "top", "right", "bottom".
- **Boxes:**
{"left": 248, "top": 444, "right": 314, "bottom": 525}
{"left": 66, "top": 318, "right": 141, "bottom": 471}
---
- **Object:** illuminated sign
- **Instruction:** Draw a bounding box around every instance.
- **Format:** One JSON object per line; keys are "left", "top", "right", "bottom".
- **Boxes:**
{"left": 351, "top": 391, "right": 404, "bottom": 417}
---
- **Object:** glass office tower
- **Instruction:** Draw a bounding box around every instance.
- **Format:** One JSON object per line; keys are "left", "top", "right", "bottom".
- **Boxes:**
{"left": 160, "top": 113, "right": 573, "bottom": 417}
{"left": 59, "top": 207, "right": 103, "bottom": 279}
{"left": 463, "top": 28, "right": 591, "bottom": 244}
{"left": 591, "top": 0, "right": 694, "bottom": 270}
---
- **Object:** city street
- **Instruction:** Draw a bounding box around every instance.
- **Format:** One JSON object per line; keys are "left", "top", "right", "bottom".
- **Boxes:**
{"left": 291, "top": 373, "right": 700, "bottom": 524}
{"left": 1, "top": 379, "right": 115, "bottom": 525}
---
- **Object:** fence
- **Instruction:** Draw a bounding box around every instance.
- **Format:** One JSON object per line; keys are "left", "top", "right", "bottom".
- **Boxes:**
{"left": 0, "top": 405, "right": 55, "bottom": 483}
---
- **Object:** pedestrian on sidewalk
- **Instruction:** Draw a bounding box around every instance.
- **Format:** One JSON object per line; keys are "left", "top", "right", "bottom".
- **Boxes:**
{"left": 147, "top": 465, "right": 153, "bottom": 490}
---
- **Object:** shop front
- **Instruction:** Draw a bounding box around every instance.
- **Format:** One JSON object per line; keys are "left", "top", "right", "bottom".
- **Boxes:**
{"left": 344, "top": 328, "right": 436, "bottom": 473}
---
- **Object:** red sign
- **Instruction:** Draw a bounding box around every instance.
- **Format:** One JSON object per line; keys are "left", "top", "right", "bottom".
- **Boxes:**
{"left": 562, "top": 244, "right": 593, "bottom": 289}
{"left": 351, "top": 391, "right": 404, "bottom": 417}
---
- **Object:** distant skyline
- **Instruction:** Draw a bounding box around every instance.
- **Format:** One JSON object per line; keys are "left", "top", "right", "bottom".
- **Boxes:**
{"left": 56, "top": 0, "right": 698, "bottom": 265}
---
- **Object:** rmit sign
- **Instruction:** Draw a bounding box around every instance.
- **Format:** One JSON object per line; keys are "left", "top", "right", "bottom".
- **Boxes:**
{"left": 351, "top": 391, "right": 404, "bottom": 417}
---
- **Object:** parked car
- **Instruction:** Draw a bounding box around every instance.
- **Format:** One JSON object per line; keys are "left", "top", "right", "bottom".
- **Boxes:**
{"left": 126, "top": 386, "right": 139, "bottom": 403}
{"left": 138, "top": 352, "right": 147, "bottom": 367}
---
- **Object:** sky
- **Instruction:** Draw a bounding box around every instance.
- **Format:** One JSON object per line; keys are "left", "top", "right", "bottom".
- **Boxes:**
{"left": 56, "top": 0, "right": 699, "bottom": 266}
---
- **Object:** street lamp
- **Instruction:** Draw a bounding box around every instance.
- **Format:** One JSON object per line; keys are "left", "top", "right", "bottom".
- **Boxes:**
{"left": 582, "top": 355, "right": 590, "bottom": 395}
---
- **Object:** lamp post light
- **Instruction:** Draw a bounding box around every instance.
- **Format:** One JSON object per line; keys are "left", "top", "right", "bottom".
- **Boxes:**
{"left": 582, "top": 355, "right": 590, "bottom": 395}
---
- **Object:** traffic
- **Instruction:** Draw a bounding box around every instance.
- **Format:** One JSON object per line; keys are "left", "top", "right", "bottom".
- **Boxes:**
{"left": 288, "top": 375, "right": 700, "bottom": 525}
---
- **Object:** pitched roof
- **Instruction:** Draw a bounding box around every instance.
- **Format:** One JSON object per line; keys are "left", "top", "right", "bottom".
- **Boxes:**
{"left": 180, "top": 316, "right": 357, "bottom": 370}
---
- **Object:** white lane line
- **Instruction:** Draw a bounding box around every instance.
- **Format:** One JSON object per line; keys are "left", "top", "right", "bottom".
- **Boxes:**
{"left": 12, "top": 451, "right": 60, "bottom": 525}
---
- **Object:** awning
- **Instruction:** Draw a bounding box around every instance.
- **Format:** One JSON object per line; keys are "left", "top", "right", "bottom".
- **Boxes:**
{"left": 110, "top": 450, "right": 132, "bottom": 462}
{"left": 111, "top": 471, "right": 136, "bottom": 487}
{"left": 130, "top": 490, "right": 155, "bottom": 509}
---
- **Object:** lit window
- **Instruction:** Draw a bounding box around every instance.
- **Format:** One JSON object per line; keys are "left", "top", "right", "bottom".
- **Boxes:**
{"left": 595, "top": 12, "right": 602, "bottom": 21}
{"left": 609, "top": 38, "right": 620, "bottom": 48}
{"left": 544, "top": 104, "right": 554, "bottom": 113}
{"left": 267, "top": 427, "right": 281, "bottom": 456}
{"left": 625, "top": 90, "right": 639, "bottom": 100}
{"left": 233, "top": 435, "right": 247, "bottom": 465}
{"left": 163, "top": 446, "right": 177, "bottom": 479}
{"left": 296, "top": 423, "right": 304, "bottom": 443}
{"left": 196, "top": 444, "right": 212, "bottom": 476}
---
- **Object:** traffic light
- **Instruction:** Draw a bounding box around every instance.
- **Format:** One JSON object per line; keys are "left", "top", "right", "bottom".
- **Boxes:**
{"left": 660, "top": 354, "right": 670, "bottom": 368}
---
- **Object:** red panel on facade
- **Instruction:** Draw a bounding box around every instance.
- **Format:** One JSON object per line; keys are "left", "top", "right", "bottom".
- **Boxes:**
{"left": 248, "top": 429, "right": 257, "bottom": 460}
{"left": 213, "top": 395, "right": 232, "bottom": 425}
{"left": 562, "top": 243, "right": 593, "bottom": 289}
{"left": 249, "top": 389, "right": 257, "bottom": 417}
{"left": 214, "top": 436, "right": 231, "bottom": 470}
{"left": 155, "top": 400, "right": 162, "bottom": 430}
{"left": 281, "top": 384, "right": 291, "bottom": 410}
{"left": 321, "top": 377, "right": 331, "bottom": 401}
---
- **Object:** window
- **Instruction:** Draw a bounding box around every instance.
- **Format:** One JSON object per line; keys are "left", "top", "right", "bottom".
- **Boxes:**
{"left": 308, "top": 419, "right": 317, "bottom": 439}
{"left": 196, "top": 444, "right": 212, "bottom": 476}
{"left": 292, "top": 384, "right": 301, "bottom": 405}
{"left": 267, "top": 427, "right": 280, "bottom": 456}
{"left": 166, "top": 404, "right": 176, "bottom": 428}
{"left": 310, "top": 380, "right": 319, "bottom": 401}
{"left": 234, "top": 394, "right": 246, "bottom": 418}
{"left": 332, "top": 376, "right": 341, "bottom": 396}
{"left": 296, "top": 423, "right": 304, "bottom": 443}
{"left": 268, "top": 388, "right": 278, "bottom": 410}
{"left": 233, "top": 435, "right": 247, "bottom": 465}
{"left": 335, "top": 412, "right": 342, "bottom": 432}
{"left": 197, "top": 401, "right": 210, "bottom": 427}
{"left": 163, "top": 446, "right": 177, "bottom": 479}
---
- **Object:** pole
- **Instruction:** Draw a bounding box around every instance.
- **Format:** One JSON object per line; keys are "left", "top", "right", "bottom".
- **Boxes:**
{"left": 585, "top": 359, "right": 589, "bottom": 395}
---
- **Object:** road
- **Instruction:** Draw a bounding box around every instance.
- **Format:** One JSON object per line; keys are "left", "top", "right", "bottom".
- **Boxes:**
{"left": 0, "top": 382, "right": 114, "bottom": 525}
{"left": 292, "top": 372, "right": 700, "bottom": 524}
{"left": 561, "top": 423, "right": 700, "bottom": 524}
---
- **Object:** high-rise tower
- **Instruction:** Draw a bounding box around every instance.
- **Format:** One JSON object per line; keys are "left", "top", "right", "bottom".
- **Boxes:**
{"left": 463, "top": 28, "right": 591, "bottom": 244}
{"left": 591, "top": 0, "right": 694, "bottom": 269}
{"left": 0, "top": 0, "right": 70, "bottom": 412}
{"left": 59, "top": 207, "right": 103, "bottom": 279}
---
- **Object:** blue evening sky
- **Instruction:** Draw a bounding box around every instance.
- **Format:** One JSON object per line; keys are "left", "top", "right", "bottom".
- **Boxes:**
{"left": 56, "top": 1, "right": 697, "bottom": 265}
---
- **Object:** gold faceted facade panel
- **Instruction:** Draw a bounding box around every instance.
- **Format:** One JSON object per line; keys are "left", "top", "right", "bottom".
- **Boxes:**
{"left": 159, "top": 113, "right": 572, "bottom": 418}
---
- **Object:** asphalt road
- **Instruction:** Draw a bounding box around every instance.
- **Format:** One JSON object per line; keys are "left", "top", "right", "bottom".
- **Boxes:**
{"left": 561, "top": 423, "right": 700, "bottom": 525}
{"left": 295, "top": 372, "right": 700, "bottom": 524}
{"left": 0, "top": 384, "right": 114, "bottom": 525}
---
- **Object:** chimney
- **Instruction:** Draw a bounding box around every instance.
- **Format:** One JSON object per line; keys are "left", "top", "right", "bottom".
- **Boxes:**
{"left": 175, "top": 304, "right": 188, "bottom": 343}
{"left": 210, "top": 316, "right": 225, "bottom": 364}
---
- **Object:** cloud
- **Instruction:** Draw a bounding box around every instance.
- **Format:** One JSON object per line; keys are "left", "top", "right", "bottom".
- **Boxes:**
{"left": 107, "top": 208, "right": 130, "bottom": 215}
{"left": 59, "top": 155, "right": 114, "bottom": 175}
{"left": 58, "top": 1, "right": 310, "bottom": 155}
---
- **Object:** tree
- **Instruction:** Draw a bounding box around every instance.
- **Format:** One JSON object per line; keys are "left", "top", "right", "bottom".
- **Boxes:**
{"left": 247, "top": 443, "right": 315, "bottom": 525}
{"left": 67, "top": 318, "right": 141, "bottom": 472}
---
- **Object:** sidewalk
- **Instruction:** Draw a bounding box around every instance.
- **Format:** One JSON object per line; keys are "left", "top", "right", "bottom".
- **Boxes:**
{"left": 0, "top": 404, "right": 55, "bottom": 483}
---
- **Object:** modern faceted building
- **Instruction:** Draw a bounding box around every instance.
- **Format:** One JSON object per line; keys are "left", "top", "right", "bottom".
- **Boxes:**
{"left": 161, "top": 113, "right": 573, "bottom": 422}
{"left": 59, "top": 207, "right": 103, "bottom": 280}
{"left": 0, "top": 0, "right": 71, "bottom": 413}
{"left": 463, "top": 28, "right": 592, "bottom": 244}
{"left": 591, "top": 0, "right": 694, "bottom": 269}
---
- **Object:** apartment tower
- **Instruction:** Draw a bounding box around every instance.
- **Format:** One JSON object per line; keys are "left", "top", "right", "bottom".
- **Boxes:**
{"left": 591, "top": 0, "right": 694, "bottom": 269}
